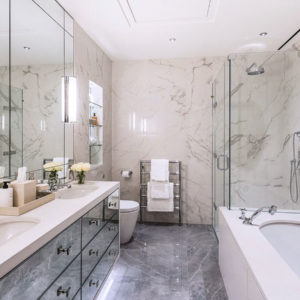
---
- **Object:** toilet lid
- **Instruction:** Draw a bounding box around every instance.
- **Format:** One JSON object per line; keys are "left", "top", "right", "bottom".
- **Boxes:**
{"left": 120, "top": 200, "right": 139, "bottom": 212}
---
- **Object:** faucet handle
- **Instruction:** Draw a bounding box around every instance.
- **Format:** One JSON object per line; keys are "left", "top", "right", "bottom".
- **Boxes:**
{"left": 239, "top": 208, "right": 247, "bottom": 220}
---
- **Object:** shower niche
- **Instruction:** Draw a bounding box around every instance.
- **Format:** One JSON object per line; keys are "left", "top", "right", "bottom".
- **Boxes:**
{"left": 88, "top": 81, "right": 103, "bottom": 165}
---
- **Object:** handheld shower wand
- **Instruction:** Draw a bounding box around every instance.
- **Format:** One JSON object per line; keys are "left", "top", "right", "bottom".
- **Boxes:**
{"left": 290, "top": 132, "right": 300, "bottom": 203}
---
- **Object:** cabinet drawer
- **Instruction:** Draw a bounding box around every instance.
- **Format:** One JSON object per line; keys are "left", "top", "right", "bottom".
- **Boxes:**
{"left": 0, "top": 219, "right": 81, "bottom": 300}
{"left": 82, "top": 220, "right": 119, "bottom": 283}
{"left": 82, "top": 234, "right": 119, "bottom": 300}
{"left": 104, "top": 192, "right": 119, "bottom": 221}
{"left": 82, "top": 201, "right": 106, "bottom": 247}
{"left": 40, "top": 255, "right": 81, "bottom": 300}
{"left": 73, "top": 291, "right": 81, "bottom": 300}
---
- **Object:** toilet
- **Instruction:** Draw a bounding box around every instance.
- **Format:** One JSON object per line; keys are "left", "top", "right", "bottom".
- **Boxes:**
{"left": 120, "top": 200, "right": 139, "bottom": 244}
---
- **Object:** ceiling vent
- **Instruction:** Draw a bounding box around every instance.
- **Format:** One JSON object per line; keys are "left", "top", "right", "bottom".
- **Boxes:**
{"left": 118, "top": 0, "right": 219, "bottom": 26}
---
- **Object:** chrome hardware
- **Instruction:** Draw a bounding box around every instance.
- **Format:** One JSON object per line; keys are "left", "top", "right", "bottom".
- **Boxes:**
{"left": 89, "top": 280, "right": 99, "bottom": 288}
{"left": 49, "top": 179, "right": 72, "bottom": 192}
{"left": 57, "top": 246, "right": 71, "bottom": 255}
{"left": 3, "top": 150, "right": 16, "bottom": 156}
{"left": 28, "top": 172, "right": 35, "bottom": 180}
{"left": 108, "top": 202, "right": 117, "bottom": 208}
{"left": 243, "top": 205, "right": 277, "bottom": 225}
{"left": 89, "top": 219, "right": 99, "bottom": 226}
{"left": 57, "top": 286, "right": 71, "bottom": 297}
{"left": 58, "top": 178, "right": 72, "bottom": 189}
{"left": 217, "top": 154, "right": 229, "bottom": 171}
{"left": 239, "top": 208, "right": 247, "bottom": 220}
{"left": 89, "top": 249, "right": 99, "bottom": 256}
{"left": 68, "top": 169, "right": 75, "bottom": 181}
{"left": 108, "top": 249, "right": 118, "bottom": 256}
{"left": 108, "top": 225, "right": 117, "bottom": 231}
{"left": 120, "top": 169, "right": 133, "bottom": 177}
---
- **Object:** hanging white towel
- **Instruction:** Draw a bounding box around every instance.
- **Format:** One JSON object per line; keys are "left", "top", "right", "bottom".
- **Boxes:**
{"left": 150, "top": 181, "right": 170, "bottom": 199}
{"left": 53, "top": 157, "right": 69, "bottom": 179}
{"left": 150, "top": 159, "right": 169, "bottom": 181}
{"left": 0, "top": 166, "right": 5, "bottom": 179}
{"left": 147, "top": 182, "right": 174, "bottom": 212}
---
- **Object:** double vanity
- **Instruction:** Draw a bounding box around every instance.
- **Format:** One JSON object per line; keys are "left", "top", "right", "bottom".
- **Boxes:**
{"left": 0, "top": 181, "right": 120, "bottom": 300}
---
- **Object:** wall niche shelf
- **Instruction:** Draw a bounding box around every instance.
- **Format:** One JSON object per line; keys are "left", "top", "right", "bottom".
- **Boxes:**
{"left": 88, "top": 81, "right": 103, "bottom": 165}
{"left": 89, "top": 124, "right": 103, "bottom": 128}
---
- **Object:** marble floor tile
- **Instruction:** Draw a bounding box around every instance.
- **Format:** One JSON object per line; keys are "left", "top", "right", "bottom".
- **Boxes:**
{"left": 97, "top": 224, "right": 227, "bottom": 300}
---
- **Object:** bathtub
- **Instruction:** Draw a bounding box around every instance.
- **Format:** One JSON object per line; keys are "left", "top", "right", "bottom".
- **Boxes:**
{"left": 218, "top": 207, "right": 300, "bottom": 300}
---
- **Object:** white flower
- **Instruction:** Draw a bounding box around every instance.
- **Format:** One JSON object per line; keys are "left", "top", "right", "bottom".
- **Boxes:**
{"left": 71, "top": 162, "right": 90, "bottom": 173}
{"left": 43, "top": 162, "right": 63, "bottom": 172}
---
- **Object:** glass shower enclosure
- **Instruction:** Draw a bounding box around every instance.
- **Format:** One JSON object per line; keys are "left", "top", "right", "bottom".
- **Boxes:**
{"left": 212, "top": 47, "right": 300, "bottom": 235}
{"left": 212, "top": 63, "right": 230, "bottom": 236}
{"left": 0, "top": 83, "right": 23, "bottom": 178}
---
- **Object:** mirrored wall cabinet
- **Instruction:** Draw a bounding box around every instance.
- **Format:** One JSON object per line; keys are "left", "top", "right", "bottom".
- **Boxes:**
{"left": 88, "top": 81, "right": 103, "bottom": 166}
{"left": 0, "top": 0, "right": 74, "bottom": 179}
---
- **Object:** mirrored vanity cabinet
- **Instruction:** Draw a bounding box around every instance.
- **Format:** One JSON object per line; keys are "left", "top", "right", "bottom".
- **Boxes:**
{"left": 0, "top": 189, "right": 120, "bottom": 300}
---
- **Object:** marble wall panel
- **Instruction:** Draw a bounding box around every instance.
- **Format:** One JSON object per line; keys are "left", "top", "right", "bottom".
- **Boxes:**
{"left": 230, "top": 49, "right": 300, "bottom": 210}
{"left": 112, "top": 57, "right": 225, "bottom": 224}
{"left": 0, "top": 64, "right": 65, "bottom": 173}
{"left": 74, "top": 22, "right": 112, "bottom": 181}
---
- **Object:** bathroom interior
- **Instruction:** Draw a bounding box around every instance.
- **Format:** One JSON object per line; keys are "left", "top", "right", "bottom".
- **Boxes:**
{"left": 0, "top": 0, "right": 300, "bottom": 299}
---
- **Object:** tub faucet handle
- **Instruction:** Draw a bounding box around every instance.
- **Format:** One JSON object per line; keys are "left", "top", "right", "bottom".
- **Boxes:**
{"left": 239, "top": 208, "right": 246, "bottom": 220}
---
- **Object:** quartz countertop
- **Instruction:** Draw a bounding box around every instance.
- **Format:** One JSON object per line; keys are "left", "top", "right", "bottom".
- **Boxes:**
{"left": 220, "top": 207, "right": 300, "bottom": 300}
{"left": 0, "top": 180, "right": 119, "bottom": 278}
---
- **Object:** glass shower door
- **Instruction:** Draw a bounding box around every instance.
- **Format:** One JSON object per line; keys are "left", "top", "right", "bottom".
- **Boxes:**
{"left": 212, "top": 63, "right": 229, "bottom": 237}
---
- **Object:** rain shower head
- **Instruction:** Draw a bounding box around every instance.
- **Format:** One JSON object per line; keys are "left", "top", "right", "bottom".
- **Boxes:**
{"left": 246, "top": 63, "right": 265, "bottom": 75}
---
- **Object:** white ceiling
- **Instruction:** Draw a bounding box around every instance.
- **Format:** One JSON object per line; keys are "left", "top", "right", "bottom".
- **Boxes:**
{"left": 0, "top": 0, "right": 73, "bottom": 66}
{"left": 58, "top": 0, "right": 300, "bottom": 61}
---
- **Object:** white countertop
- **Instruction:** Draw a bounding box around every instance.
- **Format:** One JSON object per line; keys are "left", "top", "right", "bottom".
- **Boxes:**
{"left": 0, "top": 180, "right": 119, "bottom": 279}
{"left": 220, "top": 207, "right": 300, "bottom": 300}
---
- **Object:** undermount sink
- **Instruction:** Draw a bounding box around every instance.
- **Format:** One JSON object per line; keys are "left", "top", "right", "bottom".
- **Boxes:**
{"left": 0, "top": 217, "right": 39, "bottom": 246}
{"left": 56, "top": 184, "right": 98, "bottom": 199}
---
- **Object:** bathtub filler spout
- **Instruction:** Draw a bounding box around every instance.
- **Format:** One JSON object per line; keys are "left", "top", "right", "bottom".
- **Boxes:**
{"left": 242, "top": 205, "right": 277, "bottom": 225}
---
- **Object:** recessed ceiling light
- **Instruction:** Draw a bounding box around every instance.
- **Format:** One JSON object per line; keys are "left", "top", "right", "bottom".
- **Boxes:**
{"left": 23, "top": 46, "right": 31, "bottom": 51}
{"left": 169, "top": 37, "right": 176, "bottom": 43}
{"left": 259, "top": 32, "right": 268, "bottom": 37}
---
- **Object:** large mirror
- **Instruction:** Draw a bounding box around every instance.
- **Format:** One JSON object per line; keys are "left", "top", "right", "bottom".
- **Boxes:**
{"left": 0, "top": 0, "right": 74, "bottom": 179}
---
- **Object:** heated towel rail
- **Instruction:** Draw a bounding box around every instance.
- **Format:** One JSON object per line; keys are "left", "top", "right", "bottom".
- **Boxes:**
{"left": 139, "top": 160, "right": 182, "bottom": 225}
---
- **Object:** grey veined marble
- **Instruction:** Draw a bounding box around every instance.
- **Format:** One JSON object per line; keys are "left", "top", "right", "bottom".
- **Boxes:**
{"left": 112, "top": 57, "right": 225, "bottom": 225}
{"left": 98, "top": 223, "right": 227, "bottom": 300}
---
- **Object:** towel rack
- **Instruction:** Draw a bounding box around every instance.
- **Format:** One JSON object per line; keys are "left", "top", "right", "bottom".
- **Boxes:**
{"left": 139, "top": 160, "right": 182, "bottom": 226}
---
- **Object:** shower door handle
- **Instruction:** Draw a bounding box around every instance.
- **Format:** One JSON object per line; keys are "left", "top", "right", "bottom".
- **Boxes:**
{"left": 217, "top": 154, "right": 229, "bottom": 171}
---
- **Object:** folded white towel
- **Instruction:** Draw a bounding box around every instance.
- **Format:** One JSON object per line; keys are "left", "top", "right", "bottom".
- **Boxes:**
{"left": 150, "top": 181, "right": 170, "bottom": 199}
{"left": 0, "top": 166, "right": 5, "bottom": 178}
{"left": 53, "top": 157, "right": 69, "bottom": 179}
{"left": 147, "top": 182, "right": 174, "bottom": 212}
{"left": 150, "top": 159, "right": 169, "bottom": 181}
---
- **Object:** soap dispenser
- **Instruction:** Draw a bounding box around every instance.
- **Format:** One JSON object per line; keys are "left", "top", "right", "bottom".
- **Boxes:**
{"left": 0, "top": 181, "right": 13, "bottom": 207}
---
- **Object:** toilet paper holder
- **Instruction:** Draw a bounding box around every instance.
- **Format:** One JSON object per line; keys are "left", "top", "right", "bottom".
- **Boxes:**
{"left": 120, "top": 170, "right": 133, "bottom": 178}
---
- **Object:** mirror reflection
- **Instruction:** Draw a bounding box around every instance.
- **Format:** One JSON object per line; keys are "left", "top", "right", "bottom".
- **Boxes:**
{"left": 0, "top": 0, "right": 74, "bottom": 179}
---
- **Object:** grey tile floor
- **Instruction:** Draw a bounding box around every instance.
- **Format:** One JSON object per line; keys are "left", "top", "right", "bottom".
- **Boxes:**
{"left": 98, "top": 223, "right": 228, "bottom": 300}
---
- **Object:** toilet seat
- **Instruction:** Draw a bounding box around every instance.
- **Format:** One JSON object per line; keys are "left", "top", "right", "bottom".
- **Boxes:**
{"left": 120, "top": 200, "right": 139, "bottom": 213}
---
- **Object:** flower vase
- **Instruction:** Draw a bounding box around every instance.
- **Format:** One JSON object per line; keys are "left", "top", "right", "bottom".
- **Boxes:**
{"left": 48, "top": 171, "right": 58, "bottom": 190}
{"left": 77, "top": 171, "right": 86, "bottom": 184}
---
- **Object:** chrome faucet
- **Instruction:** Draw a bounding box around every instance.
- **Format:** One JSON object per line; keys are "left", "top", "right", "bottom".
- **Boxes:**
{"left": 49, "top": 178, "right": 72, "bottom": 192}
{"left": 242, "top": 205, "right": 277, "bottom": 225}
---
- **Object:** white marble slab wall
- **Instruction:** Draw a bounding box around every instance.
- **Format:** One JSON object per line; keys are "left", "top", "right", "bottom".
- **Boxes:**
{"left": 0, "top": 64, "right": 65, "bottom": 173}
{"left": 112, "top": 57, "right": 225, "bottom": 224}
{"left": 73, "top": 23, "right": 112, "bottom": 181}
{"left": 230, "top": 49, "right": 300, "bottom": 210}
